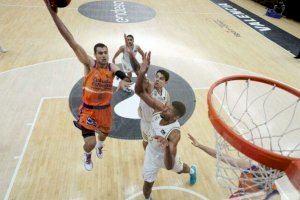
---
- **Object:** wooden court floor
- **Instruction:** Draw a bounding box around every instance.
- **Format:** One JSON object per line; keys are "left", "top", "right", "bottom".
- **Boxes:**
{"left": 0, "top": 0, "right": 299, "bottom": 199}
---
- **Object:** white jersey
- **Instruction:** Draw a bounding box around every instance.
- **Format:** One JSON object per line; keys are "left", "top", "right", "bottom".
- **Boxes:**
{"left": 122, "top": 44, "right": 138, "bottom": 64}
{"left": 139, "top": 87, "right": 169, "bottom": 122}
{"left": 147, "top": 113, "right": 180, "bottom": 156}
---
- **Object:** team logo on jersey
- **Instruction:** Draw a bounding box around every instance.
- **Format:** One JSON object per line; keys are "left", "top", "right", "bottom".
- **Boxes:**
{"left": 161, "top": 130, "right": 166, "bottom": 135}
{"left": 69, "top": 65, "right": 195, "bottom": 140}
{"left": 87, "top": 117, "right": 97, "bottom": 127}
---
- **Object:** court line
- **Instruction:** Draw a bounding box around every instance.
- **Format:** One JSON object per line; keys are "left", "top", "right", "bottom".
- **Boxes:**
{"left": 0, "top": 57, "right": 74, "bottom": 76}
{"left": 0, "top": 55, "right": 232, "bottom": 77}
{"left": 4, "top": 96, "right": 68, "bottom": 200}
{"left": 0, "top": 55, "right": 295, "bottom": 93}
{"left": 0, "top": 55, "right": 259, "bottom": 83}
{"left": 125, "top": 185, "right": 209, "bottom": 200}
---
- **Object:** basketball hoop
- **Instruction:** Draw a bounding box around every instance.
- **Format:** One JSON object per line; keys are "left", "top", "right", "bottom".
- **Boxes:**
{"left": 207, "top": 75, "right": 300, "bottom": 198}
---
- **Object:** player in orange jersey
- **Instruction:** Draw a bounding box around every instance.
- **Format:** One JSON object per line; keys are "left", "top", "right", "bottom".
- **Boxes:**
{"left": 188, "top": 134, "right": 280, "bottom": 199}
{"left": 44, "top": 0, "right": 131, "bottom": 171}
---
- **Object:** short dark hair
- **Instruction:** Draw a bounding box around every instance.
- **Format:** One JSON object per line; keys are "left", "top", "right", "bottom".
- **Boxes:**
{"left": 127, "top": 35, "right": 134, "bottom": 40}
{"left": 94, "top": 43, "right": 108, "bottom": 53}
{"left": 156, "top": 70, "right": 170, "bottom": 81}
{"left": 172, "top": 101, "right": 186, "bottom": 118}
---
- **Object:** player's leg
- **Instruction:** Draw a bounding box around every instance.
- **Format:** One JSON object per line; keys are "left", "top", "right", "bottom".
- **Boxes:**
{"left": 172, "top": 156, "right": 197, "bottom": 185}
{"left": 95, "top": 106, "right": 112, "bottom": 159}
{"left": 143, "top": 147, "right": 160, "bottom": 199}
{"left": 82, "top": 129, "right": 96, "bottom": 171}
{"left": 96, "top": 132, "right": 108, "bottom": 159}
{"left": 143, "top": 141, "right": 148, "bottom": 150}
{"left": 75, "top": 107, "right": 97, "bottom": 171}
{"left": 143, "top": 181, "right": 154, "bottom": 200}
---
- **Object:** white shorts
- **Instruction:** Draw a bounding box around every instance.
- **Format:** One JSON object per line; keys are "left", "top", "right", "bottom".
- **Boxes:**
{"left": 140, "top": 120, "right": 151, "bottom": 142}
{"left": 143, "top": 146, "right": 183, "bottom": 183}
{"left": 121, "top": 58, "right": 133, "bottom": 73}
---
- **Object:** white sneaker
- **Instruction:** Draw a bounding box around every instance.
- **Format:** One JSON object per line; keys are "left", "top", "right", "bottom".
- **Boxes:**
{"left": 83, "top": 153, "right": 93, "bottom": 171}
{"left": 0, "top": 48, "right": 8, "bottom": 53}
{"left": 96, "top": 146, "right": 104, "bottom": 159}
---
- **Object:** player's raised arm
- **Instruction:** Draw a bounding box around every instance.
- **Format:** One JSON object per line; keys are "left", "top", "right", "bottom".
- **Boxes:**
{"left": 135, "top": 52, "right": 165, "bottom": 112}
{"left": 43, "top": 0, "right": 93, "bottom": 69}
{"left": 124, "top": 34, "right": 141, "bottom": 74}
{"left": 137, "top": 45, "right": 145, "bottom": 59}
{"left": 112, "top": 46, "right": 124, "bottom": 64}
{"left": 188, "top": 133, "right": 250, "bottom": 169}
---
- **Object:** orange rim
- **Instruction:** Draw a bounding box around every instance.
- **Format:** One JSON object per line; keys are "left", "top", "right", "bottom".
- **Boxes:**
{"left": 207, "top": 75, "right": 300, "bottom": 190}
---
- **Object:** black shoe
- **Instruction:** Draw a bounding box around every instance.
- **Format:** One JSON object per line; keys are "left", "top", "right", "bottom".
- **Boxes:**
{"left": 294, "top": 52, "right": 300, "bottom": 59}
{"left": 73, "top": 120, "right": 83, "bottom": 130}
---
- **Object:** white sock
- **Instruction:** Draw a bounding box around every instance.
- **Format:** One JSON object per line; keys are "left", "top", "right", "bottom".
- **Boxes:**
{"left": 84, "top": 152, "right": 91, "bottom": 155}
{"left": 190, "top": 168, "right": 195, "bottom": 175}
{"left": 96, "top": 141, "right": 104, "bottom": 148}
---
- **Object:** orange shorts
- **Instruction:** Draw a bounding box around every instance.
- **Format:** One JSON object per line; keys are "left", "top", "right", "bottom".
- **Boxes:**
{"left": 78, "top": 104, "right": 112, "bottom": 134}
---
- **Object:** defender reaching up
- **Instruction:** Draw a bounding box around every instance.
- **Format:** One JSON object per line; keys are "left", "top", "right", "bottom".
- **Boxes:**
{"left": 135, "top": 52, "right": 197, "bottom": 200}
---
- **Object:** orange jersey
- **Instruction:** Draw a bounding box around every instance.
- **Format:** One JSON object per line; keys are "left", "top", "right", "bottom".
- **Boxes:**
{"left": 230, "top": 165, "right": 277, "bottom": 198}
{"left": 82, "top": 63, "right": 115, "bottom": 106}
{"left": 78, "top": 105, "right": 112, "bottom": 134}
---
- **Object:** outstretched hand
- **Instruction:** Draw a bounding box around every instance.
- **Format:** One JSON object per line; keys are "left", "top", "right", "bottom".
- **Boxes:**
{"left": 139, "top": 51, "right": 151, "bottom": 75}
{"left": 154, "top": 135, "right": 169, "bottom": 149}
{"left": 44, "top": 0, "right": 57, "bottom": 13}
{"left": 188, "top": 133, "right": 200, "bottom": 148}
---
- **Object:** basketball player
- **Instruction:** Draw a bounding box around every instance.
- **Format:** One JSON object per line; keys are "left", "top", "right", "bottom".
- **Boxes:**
{"left": 112, "top": 34, "right": 144, "bottom": 92}
{"left": 135, "top": 52, "right": 197, "bottom": 200}
{"left": 44, "top": 0, "right": 132, "bottom": 171}
{"left": 138, "top": 69, "right": 171, "bottom": 150}
{"left": 188, "top": 133, "right": 280, "bottom": 198}
{"left": 124, "top": 38, "right": 171, "bottom": 150}
{"left": 123, "top": 39, "right": 172, "bottom": 150}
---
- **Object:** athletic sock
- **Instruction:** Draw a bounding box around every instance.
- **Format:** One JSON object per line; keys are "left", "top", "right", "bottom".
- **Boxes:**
{"left": 96, "top": 140, "right": 104, "bottom": 148}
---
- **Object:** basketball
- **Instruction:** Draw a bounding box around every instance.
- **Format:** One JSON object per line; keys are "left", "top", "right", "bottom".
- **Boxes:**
{"left": 57, "top": 0, "right": 72, "bottom": 8}
{"left": 49, "top": 0, "right": 71, "bottom": 8}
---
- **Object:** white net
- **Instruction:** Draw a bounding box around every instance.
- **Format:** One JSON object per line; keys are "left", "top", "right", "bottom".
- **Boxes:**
{"left": 210, "top": 78, "right": 300, "bottom": 199}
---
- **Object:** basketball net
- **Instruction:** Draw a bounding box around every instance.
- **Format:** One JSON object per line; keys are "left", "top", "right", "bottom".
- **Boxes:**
{"left": 209, "top": 77, "right": 300, "bottom": 199}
